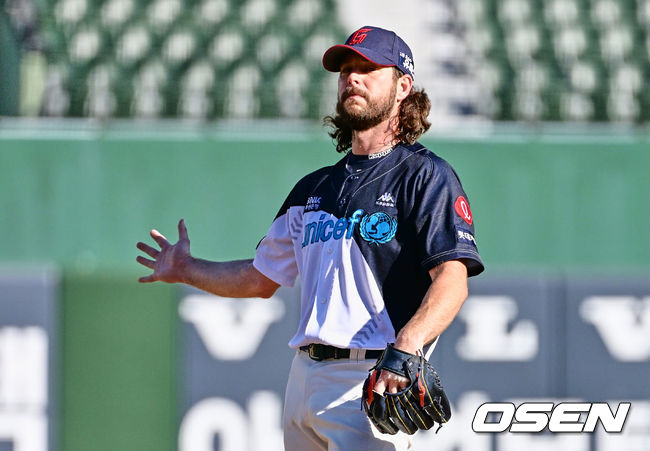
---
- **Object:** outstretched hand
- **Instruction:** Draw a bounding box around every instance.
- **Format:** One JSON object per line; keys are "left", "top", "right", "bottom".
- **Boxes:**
{"left": 136, "top": 219, "right": 192, "bottom": 284}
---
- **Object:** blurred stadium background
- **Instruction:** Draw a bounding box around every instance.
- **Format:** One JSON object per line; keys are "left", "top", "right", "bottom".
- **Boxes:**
{"left": 0, "top": 0, "right": 649, "bottom": 450}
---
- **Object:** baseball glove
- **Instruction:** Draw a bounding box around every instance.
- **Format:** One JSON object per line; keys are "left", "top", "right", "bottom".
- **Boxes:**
{"left": 361, "top": 343, "right": 451, "bottom": 435}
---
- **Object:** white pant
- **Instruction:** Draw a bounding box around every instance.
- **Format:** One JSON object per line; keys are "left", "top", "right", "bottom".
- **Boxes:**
{"left": 282, "top": 351, "right": 411, "bottom": 451}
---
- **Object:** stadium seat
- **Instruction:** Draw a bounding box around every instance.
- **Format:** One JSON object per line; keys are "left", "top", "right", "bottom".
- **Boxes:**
{"left": 208, "top": 27, "right": 246, "bottom": 71}
{"left": 287, "top": 0, "right": 323, "bottom": 35}
{"left": 161, "top": 28, "right": 198, "bottom": 67}
{"left": 240, "top": 0, "right": 277, "bottom": 34}
{"left": 66, "top": 25, "right": 100, "bottom": 63}
{"left": 41, "top": 64, "right": 71, "bottom": 116}
{"left": 100, "top": 0, "right": 135, "bottom": 31}
{"left": 24, "top": 0, "right": 648, "bottom": 123}
{"left": 559, "top": 91, "right": 595, "bottom": 121}
{"left": 275, "top": 60, "right": 309, "bottom": 117}
{"left": 115, "top": 24, "right": 151, "bottom": 67}
{"left": 255, "top": 31, "right": 290, "bottom": 72}
{"left": 553, "top": 27, "right": 589, "bottom": 63}
{"left": 224, "top": 62, "right": 262, "bottom": 117}
{"left": 591, "top": 0, "right": 623, "bottom": 29}
{"left": 545, "top": 0, "right": 581, "bottom": 27}
{"left": 193, "top": 0, "right": 229, "bottom": 30}
{"left": 638, "top": 0, "right": 650, "bottom": 26}
{"left": 567, "top": 60, "right": 602, "bottom": 93}
{"left": 54, "top": 0, "right": 88, "bottom": 28}
{"left": 147, "top": 0, "right": 182, "bottom": 35}
{"left": 607, "top": 91, "right": 641, "bottom": 122}
{"left": 599, "top": 26, "right": 634, "bottom": 63}
{"left": 498, "top": 0, "right": 531, "bottom": 26}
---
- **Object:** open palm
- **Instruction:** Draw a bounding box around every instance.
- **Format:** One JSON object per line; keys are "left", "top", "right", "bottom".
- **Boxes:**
{"left": 136, "top": 219, "right": 192, "bottom": 284}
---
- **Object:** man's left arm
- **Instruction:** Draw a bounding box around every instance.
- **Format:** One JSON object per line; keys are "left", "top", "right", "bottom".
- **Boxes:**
{"left": 373, "top": 259, "right": 468, "bottom": 394}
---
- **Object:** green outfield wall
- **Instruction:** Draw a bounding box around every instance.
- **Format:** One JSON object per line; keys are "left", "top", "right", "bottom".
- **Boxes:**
{"left": 1, "top": 122, "right": 649, "bottom": 271}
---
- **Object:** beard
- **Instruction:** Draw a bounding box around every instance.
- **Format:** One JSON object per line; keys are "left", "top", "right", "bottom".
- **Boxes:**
{"left": 336, "top": 82, "right": 397, "bottom": 131}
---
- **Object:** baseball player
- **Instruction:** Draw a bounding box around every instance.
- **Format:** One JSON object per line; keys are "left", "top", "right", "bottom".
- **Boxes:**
{"left": 137, "top": 26, "right": 483, "bottom": 450}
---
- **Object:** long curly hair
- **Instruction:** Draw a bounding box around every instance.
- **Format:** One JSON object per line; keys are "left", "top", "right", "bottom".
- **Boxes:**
{"left": 323, "top": 69, "right": 432, "bottom": 153}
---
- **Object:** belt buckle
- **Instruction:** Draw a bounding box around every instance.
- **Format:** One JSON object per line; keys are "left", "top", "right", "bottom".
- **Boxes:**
{"left": 308, "top": 344, "right": 323, "bottom": 361}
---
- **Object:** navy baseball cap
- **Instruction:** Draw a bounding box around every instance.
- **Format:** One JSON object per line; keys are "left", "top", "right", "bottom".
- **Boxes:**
{"left": 323, "top": 26, "right": 415, "bottom": 79}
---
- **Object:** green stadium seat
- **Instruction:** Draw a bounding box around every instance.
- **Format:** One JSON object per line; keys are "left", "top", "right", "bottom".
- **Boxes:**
{"left": 275, "top": 60, "right": 309, "bottom": 117}
{"left": 599, "top": 26, "right": 635, "bottom": 63}
{"left": 553, "top": 26, "right": 589, "bottom": 63}
{"left": 609, "top": 63, "right": 643, "bottom": 95}
{"left": 591, "top": 0, "right": 623, "bottom": 29}
{"left": 512, "top": 90, "right": 546, "bottom": 121}
{"left": 607, "top": 91, "right": 641, "bottom": 121}
{"left": 302, "top": 29, "right": 339, "bottom": 66}
{"left": 178, "top": 90, "right": 213, "bottom": 119}
{"left": 147, "top": 0, "right": 182, "bottom": 35}
{"left": 240, "top": 0, "right": 277, "bottom": 35}
{"left": 67, "top": 25, "right": 103, "bottom": 63}
{"left": 178, "top": 60, "right": 216, "bottom": 119}
{"left": 559, "top": 90, "right": 595, "bottom": 121}
{"left": 255, "top": 31, "right": 290, "bottom": 73}
{"left": 181, "top": 60, "right": 216, "bottom": 92}
{"left": 100, "top": 0, "right": 135, "bottom": 32}
{"left": 473, "top": 57, "right": 507, "bottom": 96}
{"left": 193, "top": 0, "right": 230, "bottom": 30}
{"left": 504, "top": 24, "right": 542, "bottom": 64}
{"left": 465, "top": 26, "right": 497, "bottom": 57}
{"left": 514, "top": 61, "right": 551, "bottom": 93}
{"left": 317, "top": 72, "right": 338, "bottom": 117}
{"left": 54, "top": 0, "right": 88, "bottom": 28}
{"left": 131, "top": 87, "right": 165, "bottom": 118}
{"left": 161, "top": 28, "right": 198, "bottom": 67}
{"left": 498, "top": 0, "right": 531, "bottom": 26}
{"left": 567, "top": 60, "right": 602, "bottom": 93}
{"left": 41, "top": 64, "right": 72, "bottom": 116}
{"left": 223, "top": 62, "right": 262, "bottom": 117}
{"left": 134, "top": 58, "right": 169, "bottom": 90}
{"left": 638, "top": 0, "right": 650, "bottom": 27}
{"left": 456, "top": 0, "right": 487, "bottom": 29}
{"left": 115, "top": 24, "right": 152, "bottom": 67}
{"left": 545, "top": 0, "right": 581, "bottom": 28}
{"left": 286, "top": 0, "right": 323, "bottom": 35}
{"left": 208, "top": 27, "right": 245, "bottom": 71}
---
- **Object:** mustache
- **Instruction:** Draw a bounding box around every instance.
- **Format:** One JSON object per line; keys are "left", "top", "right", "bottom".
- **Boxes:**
{"left": 341, "top": 88, "right": 367, "bottom": 102}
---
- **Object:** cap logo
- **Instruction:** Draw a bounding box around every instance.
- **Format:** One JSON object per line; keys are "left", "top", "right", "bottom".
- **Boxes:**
{"left": 349, "top": 28, "right": 372, "bottom": 45}
{"left": 400, "top": 52, "right": 415, "bottom": 76}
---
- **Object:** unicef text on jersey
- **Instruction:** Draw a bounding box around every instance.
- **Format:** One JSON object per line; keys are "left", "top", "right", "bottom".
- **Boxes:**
{"left": 302, "top": 209, "right": 398, "bottom": 247}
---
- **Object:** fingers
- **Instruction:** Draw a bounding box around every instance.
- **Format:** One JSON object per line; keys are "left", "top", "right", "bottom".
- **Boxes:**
{"left": 136, "top": 242, "right": 160, "bottom": 258}
{"left": 150, "top": 229, "right": 169, "bottom": 248}
{"left": 136, "top": 255, "right": 155, "bottom": 269}
{"left": 375, "top": 371, "right": 410, "bottom": 395}
{"left": 138, "top": 274, "right": 156, "bottom": 283}
{"left": 178, "top": 219, "right": 189, "bottom": 241}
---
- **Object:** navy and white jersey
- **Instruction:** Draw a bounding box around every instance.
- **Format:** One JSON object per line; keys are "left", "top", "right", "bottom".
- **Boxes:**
{"left": 253, "top": 142, "right": 484, "bottom": 350}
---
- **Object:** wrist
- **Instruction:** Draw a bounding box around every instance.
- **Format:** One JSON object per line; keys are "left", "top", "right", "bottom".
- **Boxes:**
{"left": 393, "top": 333, "right": 423, "bottom": 355}
{"left": 178, "top": 256, "right": 197, "bottom": 285}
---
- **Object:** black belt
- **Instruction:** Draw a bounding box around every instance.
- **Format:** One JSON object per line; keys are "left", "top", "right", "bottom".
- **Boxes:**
{"left": 300, "top": 343, "right": 383, "bottom": 361}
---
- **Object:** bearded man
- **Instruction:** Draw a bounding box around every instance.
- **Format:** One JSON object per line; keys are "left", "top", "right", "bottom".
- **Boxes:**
{"left": 137, "top": 26, "right": 484, "bottom": 450}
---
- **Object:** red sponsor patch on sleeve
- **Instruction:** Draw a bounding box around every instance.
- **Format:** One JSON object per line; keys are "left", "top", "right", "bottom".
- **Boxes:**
{"left": 454, "top": 196, "right": 473, "bottom": 225}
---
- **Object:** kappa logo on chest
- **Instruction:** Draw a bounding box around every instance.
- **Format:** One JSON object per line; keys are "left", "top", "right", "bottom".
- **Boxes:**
{"left": 375, "top": 192, "right": 396, "bottom": 208}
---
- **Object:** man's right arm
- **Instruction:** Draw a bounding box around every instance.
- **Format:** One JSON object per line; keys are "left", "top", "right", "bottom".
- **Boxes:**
{"left": 136, "top": 219, "right": 280, "bottom": 299}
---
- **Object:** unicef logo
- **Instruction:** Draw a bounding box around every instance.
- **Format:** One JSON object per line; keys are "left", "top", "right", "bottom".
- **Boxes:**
{"left": 360, "top": 212, "right": 397, "bottom": 245}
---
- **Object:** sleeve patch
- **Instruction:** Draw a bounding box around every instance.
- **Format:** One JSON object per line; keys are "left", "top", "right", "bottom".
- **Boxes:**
{"left": 454, "top": 196, "right": 473, "bottom": 225}
{"left": 455, "top": 227, "right": 477, "bottom": 246}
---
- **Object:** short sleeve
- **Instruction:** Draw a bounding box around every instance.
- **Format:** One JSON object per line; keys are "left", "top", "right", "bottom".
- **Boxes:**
{"left": 414, "top": 156, "right": 484, "bottom": 277}
{"left": 253, "top": 188, "right": 302, "bottom": 287}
